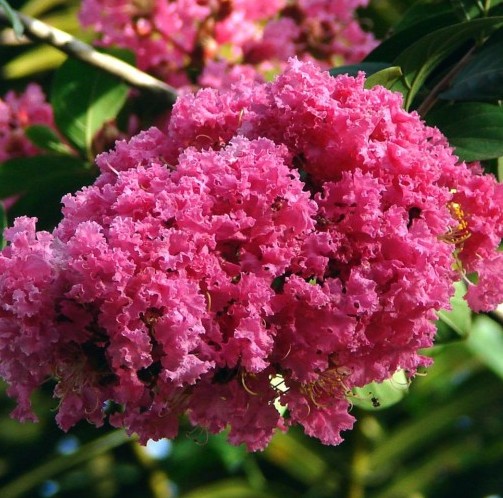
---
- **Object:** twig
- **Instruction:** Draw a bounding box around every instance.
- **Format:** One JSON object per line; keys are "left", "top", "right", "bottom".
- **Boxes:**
{"left": 0, "top": 7, "right": 178, "bottom": 105}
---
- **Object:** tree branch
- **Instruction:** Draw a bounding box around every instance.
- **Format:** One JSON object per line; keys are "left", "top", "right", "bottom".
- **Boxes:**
{"left": 0, "top": 7, "right": 178, "bottom": 105}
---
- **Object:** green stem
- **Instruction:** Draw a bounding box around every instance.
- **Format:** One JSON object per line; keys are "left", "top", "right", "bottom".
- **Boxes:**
{"left": 0, "top": 429, "right": 131, "bottom": 498}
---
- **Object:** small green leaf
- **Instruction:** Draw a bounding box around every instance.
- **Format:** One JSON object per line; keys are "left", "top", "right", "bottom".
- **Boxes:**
{"left": 351, "top": 370, "right": 409, "bottom": 411}
{"left": 426, "top": 102, "right": 503, "bottom": 161}
{"left": 364, "top": 66, "right": 403, "bottom": 90}
{"left": 25, "top": 125, "right": 74, "bottom": 155}
{"left": 390, "top": 17, "right": 503, "bottom": 109}
{"left": 51, "top": 57, "right": 129, "bottom": 156}
{"left": 0, "top": 0, "right": 24, "bottom": 37}
{"left": 466, "top": 315, "right": 503, "bottom": 380}
{"left": 436, "top": 281, "right": 472, "bottom": 341}
{"left": 0, "top": 202, "right": 7, "bottom": 249}
{"left": 440, "top": 30, "right": 503, "bottom": 101}
{"left": 329, "top": 62, "right": 391, "bottom": 78}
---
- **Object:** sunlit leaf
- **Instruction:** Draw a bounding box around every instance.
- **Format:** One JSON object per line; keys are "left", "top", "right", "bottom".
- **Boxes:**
{"left": 364, "top": 66, "right": 403, "bottom": 89}
{"left": 466, "top": 315, "right": 503, "bottom": 380}
{"left": 2, "top": 46, "right": 66, "bottom": 79}
{"left": 352, "top": 370, "right": 409, "bottom": 411}
{"left": 426, "top": 102, "right": 503, "bottom": 161}
{"left": 436, "top": 281, "right": 471, "bottom": 341}
{"left": 51, "top": 57, "right": 129, "bottom": 156}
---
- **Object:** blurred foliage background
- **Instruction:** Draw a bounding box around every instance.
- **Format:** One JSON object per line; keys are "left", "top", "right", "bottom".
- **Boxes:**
{"left": 1, "top": 0, "right": 503, "bottom": 497}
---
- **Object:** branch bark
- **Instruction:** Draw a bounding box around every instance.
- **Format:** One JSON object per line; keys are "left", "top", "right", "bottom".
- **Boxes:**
{"left": 0, "top": 7, "right": 178, "bottom": 105}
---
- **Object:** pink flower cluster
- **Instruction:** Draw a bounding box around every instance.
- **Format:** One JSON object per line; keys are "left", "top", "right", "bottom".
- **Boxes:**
{"left": 1, "top": 60, "right": 503, "bottom": 451}
{"left": 79, "top": 0, "right": 376, "bottom": 89}
{"left": 0, "top": 84, "right": 54, "bottom": 163}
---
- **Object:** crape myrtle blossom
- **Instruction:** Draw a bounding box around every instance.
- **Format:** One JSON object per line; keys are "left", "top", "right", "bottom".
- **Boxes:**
{"left": 79, "top": 0, "right": 376, "bottom": 89}
{"left": 1, "top": 59, "right": 503, "bottom": 451}
{"left": 0, "top": 83, "right": 54, "bottom": 163}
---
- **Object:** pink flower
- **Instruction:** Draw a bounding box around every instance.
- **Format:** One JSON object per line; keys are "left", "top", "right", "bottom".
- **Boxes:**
{"left": 79, "top": 0, "right": 377, "bottom": 90}
{"left": 1, "top": 60, "right": 501, "bottom": 451}
{"left": 0, "top": 84, "right": 54, "bottom": 162}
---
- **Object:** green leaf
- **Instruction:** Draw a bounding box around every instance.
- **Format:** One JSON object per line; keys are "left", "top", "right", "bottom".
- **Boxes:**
{"left": 351, "top": 370, "right": 409, "bottom": 411}
{"left": 329, "top": 62, "right": 391, "bottom": 78}
{"left": 0, "top": 0, "right": 24, "bottom": 37}
{"left": 0, "top": 155, "right": 96, "bottom": 230}
{"left": 51, "top": 57, "right": 129, "bottom": 156}
{"left": 436, "top": 281, "right": 472, "bottom": 341}
{"left": 392, "top": 1, "right": 464, "bottom": 33}
{"left": 426, "top": 102, "right": 503, "bottom": 161}
{"left": 1, "top": 45, "right": 66, "bottom": 79}
{"left": 25, "top": 125, "right": 74, "bottom": 155}
{"left": 0, "top": 430, "right": 130, "bottom": 498}
{"left": 390, "top": 17, "right": 503, "bottom": 109}
{"left": 364, "top": 66, "right": 403, "bottom": 90}
{"left": 440, "top": 29, "right": 503, "bottom": 101}
{"left": 180, "top": 479, "right": 275, "bottom": 498}
{"left": 0, "top": 202, "right": 7, "bottom": 249}
{"left": 466, "top": 315, "right": 503, "bottom": 380}
{"left": 364, "top": 8, "right": 462, "bottom": 63}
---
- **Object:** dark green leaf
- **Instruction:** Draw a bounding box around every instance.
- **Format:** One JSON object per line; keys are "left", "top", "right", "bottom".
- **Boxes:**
{"left": 0, "top": 0, "right": 24, "bottom": 37}
{"left": 389, "top": 17, "right": 503, "bottom": 109}
{"left": 0, "top": 155, "right": 96, "bottom": 230}
{"left": 352, "top": 370, "right": 409, "bottom": 411}
{"left": 25, "top": 125, "right": 74, "bottom": 155}
{"left": 364, "top": 8, "right": 461, "bottom": 63}
{"left": 0, "top": 201, "right": 7, "bottom": 249}
{"left": 440, "top": 29, "right": 503, "bottom": 101}
{"left": 364, "top": 66, "right": 403, "bottom": 89}
{"left": 426, "top": 102, "right": 503, "bottom": 161}
{"left": 51, "top": 57, "right": 129, "bottom": 156}
{"left": 329, "top": 62, "right": 391, "bottom": 78}
{"left": 392, "top": 1, "right": 464, "bottom": 33}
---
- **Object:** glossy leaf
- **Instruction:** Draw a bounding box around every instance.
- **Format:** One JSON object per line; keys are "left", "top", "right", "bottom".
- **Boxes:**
{"left": 466, "top": 315, "right": 503, "bottom": 380}
{"left": 25, "top": 125, "right": 74, "bottom": 155}
{"left": 364, "top": 66, "right": 403, "bottom": 89}
{"left": 436, "top": 281, "right": 471, "bottom": 341}
{"left": 364, "top": 8, "right": 461, "bottom": 63}
{"left": 329, "top": 62, "right": 391, "bottom": 78}
{"left": 51, "top": 57, "right": 129, "bottom": 155}
{"left": 352, "top": 370, "right": 409, "bottom": 411}
{"left": 426, "top": 102, "right": 503, "bottom": 161}
{"left": 440, "top": 30, "right": 503, "bottom": 101}
{"left": 390, "top": 17, "right": 503, "bottom": 109}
